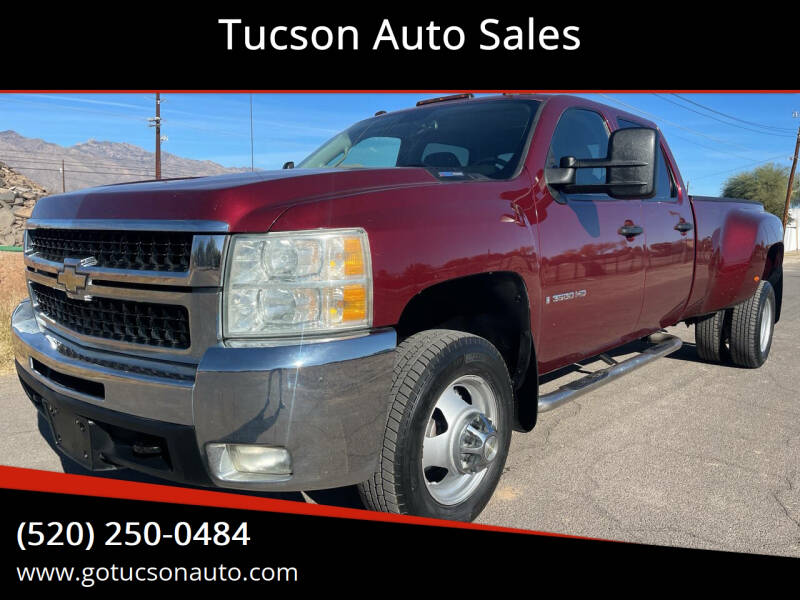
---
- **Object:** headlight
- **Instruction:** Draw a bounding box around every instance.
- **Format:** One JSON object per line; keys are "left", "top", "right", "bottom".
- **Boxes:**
{"left": 223, "top": 228, "right": 372, "bottom": 337}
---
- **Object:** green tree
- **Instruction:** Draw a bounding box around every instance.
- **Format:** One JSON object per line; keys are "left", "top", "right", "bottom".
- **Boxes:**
{"left": 721, "top": 163, "right": 799, "bottom": 219}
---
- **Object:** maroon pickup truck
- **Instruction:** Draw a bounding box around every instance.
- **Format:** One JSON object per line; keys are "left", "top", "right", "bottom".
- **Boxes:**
{"left": 11, "top": 94, "right": 784, "bottom": 522}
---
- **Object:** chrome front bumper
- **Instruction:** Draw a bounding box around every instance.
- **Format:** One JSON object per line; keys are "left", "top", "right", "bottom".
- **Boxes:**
{"left": 11, "top": 299, "right": 397, "bottom": 491}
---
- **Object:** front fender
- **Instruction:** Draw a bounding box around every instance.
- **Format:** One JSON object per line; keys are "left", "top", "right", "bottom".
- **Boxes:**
{"left": 266, "top": 179, "right": 541, "bottom": 331}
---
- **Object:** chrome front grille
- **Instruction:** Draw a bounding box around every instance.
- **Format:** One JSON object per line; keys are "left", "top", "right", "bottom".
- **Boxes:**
{"left": 24, "top": 220, "right": 228, "bottom": 361}
{"left": 28, "top": 229, "right": 193, "bottom": 272}
{"left": 30, "top": 282, "right": 191, "bottom": 349}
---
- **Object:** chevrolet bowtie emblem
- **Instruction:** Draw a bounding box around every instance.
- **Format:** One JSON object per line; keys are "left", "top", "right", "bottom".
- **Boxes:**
{"left": 57, "top": 259, "right": 89, "bottom": 294}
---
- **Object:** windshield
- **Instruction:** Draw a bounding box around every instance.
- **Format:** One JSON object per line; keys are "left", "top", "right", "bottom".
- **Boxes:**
{"left": 298, "top": 99, "right": 540, "bottom": 180}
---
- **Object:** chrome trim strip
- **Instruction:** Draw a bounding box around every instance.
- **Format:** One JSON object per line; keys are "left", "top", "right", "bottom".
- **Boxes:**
{"left": 201, "top": 328, "right": 396, "bottom": 373}
{"left": 188, "top": 234, "right": 227, "bottom": 287}
{"left": 24, "top": 234, "right": 227, "bottom": 288}
{"left": 223, "top": 329, "right": 371, "bottom": 348}
{"left": 27, "top": 269, "right": 189, "bottom": 302}
{"left": 26, "top": 252, "right": 189, "bottom": 285}
{"left": 26, "top": 218, "right": 230, "bottom": 232}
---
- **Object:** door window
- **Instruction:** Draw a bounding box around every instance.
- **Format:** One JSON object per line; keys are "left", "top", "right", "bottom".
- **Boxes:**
{"left": 548, "top": 109, "right": 610, "bottom": 187}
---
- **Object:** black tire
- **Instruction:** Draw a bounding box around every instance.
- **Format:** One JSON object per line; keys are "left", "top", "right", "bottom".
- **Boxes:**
{"left": 358, "top": 329, "right": 513, "bottom": 522}
{"left": 695, "top": 310, "right": 730, "bottom": 363}
{"left": 729, "top": 280, "right": 776, "bottom": 368}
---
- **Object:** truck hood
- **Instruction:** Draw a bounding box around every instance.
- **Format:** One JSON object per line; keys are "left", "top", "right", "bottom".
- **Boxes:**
{"left": 30, "top": 168, "right": 440, "bottom": 232}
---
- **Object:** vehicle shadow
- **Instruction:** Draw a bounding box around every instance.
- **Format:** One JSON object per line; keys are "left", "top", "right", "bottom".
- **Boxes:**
{"left": 36, "top": 413, "right": 366, "bottom": 509}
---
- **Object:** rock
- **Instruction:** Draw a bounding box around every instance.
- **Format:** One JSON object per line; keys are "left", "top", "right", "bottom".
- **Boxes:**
{"left": 0, "top": 162, "right": 46, "bottom": 245}
{"left": 0, "top": 207, "right": 15, "bottom": 230}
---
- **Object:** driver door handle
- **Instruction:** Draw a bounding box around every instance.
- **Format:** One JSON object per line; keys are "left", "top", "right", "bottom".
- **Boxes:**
{"left": 674, "top": 221, "right": 694, "bottom": 232}
{"left": 618, "top": 224, "right": 644, "bottom": 237}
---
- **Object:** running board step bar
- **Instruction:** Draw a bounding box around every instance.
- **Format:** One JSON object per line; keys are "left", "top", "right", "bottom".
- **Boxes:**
{"left": 538, "top": 333, "right": 683, "bottom": 413}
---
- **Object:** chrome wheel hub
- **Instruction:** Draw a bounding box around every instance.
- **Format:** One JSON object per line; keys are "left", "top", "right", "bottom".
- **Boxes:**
{"left": 458, "top": 414, "right": 498, "bottom": 473}
{"left": 422, "top": 375, "right": 499, "bottom": 506}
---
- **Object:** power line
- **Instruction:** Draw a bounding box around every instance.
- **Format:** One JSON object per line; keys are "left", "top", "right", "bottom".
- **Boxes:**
{"left": 5, "top": 157, "right": 217, "bottom": 178}
{"left": 12, "top": 165, "right": 213, "bottom": 178}
{"left": 0, "top": 95, "right": 252, "bottom": 139}
{"left": 652, "top": 130, "right": 763, "bottom": 163}
{"left": 0, "top": 148, "right": 164, "bottom": 168}
{"left": 690, "top": 154, "right": 789, "bottom": 182}
{"left": 0, "top": 96, "right": 152, "bottom": 123}
{"left": 596, "top": 100, "right": 774, "bottom": 165}
{"left": 671, "top": 94, "right": 796, "bottom": 133}
{"left": 597, "top": 94, "right": 758, "bottom": 153}
{"left": 654, "top": 94, "right": 796, "bottom": 138}
{"left": 6, "top": 165, "right": 156, "bottom": 177}
{"left": 0, "top": 149, "right": 237, "bottom": 174}
{"left": 0, "top": 153, "right": 159, "bottom": 171}
{"left": 3, "top": 156, "right": 156, "bottom": 173}
{"left": 1, "top": 154, "right": 239, "bottom": 180}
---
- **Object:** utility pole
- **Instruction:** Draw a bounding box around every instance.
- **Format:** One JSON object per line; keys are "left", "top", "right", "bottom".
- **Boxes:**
{"left": 148, "top": 93, "right": 163, "bottom": 180}
{"left": 60, "top": 159, "right": 65, "bottom": 192}
{"left": 783, "top": 120, "right": 800, "bottom": 230}
{"left": 155, "top": 93, "right": 162, "bottom": 180}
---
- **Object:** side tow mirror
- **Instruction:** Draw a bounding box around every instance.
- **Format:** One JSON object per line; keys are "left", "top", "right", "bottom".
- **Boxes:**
{"left": 545, "top": 127, "right": 658, "bottom": 199}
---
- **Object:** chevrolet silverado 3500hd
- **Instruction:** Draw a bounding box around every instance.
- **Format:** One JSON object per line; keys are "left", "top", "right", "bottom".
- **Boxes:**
{"left": 11, "top": 94, "right": 784, "bottom": 521}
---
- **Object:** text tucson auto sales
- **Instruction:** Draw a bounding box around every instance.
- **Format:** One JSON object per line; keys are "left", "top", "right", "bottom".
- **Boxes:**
{"left": 219, "top": 18, "right": 581, "bottom": 52}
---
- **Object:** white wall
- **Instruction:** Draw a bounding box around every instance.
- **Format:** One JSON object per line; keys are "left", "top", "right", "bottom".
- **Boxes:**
{"left": 785, "top": 207, "right": 799, "bottom": 252}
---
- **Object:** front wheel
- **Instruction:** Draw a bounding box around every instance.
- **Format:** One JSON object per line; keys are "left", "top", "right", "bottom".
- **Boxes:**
{"left": 358, "top": 330, "right": 513, "bottom": 522}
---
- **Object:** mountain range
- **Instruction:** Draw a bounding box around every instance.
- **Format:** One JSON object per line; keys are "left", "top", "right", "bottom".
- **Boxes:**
{"left": 0, "top": 130, "right": 249, "bottom": 194}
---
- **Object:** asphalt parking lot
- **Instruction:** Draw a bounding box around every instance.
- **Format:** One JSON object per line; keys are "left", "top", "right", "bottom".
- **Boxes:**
{"left": 2, "top": 255, "right": 798, "bottom": 557}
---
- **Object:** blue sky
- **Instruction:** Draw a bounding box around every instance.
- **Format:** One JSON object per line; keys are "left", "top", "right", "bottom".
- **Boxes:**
{"left": 0, "top": 92, "right": 797, "bottom": 196}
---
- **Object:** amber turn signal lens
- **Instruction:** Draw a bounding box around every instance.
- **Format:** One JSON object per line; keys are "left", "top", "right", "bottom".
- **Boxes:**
{"left": 342, "top": 284, "right": 367, "bottom": 322}
{"left": 344, "top": 237, "right": 365, "bottom": 276}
